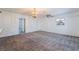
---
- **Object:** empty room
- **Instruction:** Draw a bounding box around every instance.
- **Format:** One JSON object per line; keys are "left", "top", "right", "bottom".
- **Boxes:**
{"left": 0, "top": 8, "right": 79, "bottom": 51}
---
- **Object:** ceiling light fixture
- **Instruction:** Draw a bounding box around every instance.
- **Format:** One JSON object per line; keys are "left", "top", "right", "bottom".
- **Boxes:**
{"left": 32, "top": 8, "right": 37, "bottom": 18}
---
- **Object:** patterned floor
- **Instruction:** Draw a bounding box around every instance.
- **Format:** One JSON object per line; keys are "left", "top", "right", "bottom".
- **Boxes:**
{"left": 0, "top": 31, "right": 79, "bottom": 51}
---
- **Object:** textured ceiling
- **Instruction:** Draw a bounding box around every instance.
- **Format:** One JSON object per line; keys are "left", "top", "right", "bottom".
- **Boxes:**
{"left": 0, "top": 8, "right": 79, "bottom": 16}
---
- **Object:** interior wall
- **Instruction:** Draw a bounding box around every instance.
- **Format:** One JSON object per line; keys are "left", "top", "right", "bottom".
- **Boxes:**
{"left": 1, "top": 10, "right": 79, "bottom": 37}
{"left": 40, "top": 11, "right": 79, "bottom": 37}
{"left": 0, "top": 10, "right": 41, "bottom": 38}
{"left": 25, "top": 16, "right": 41, "bottom": 33}
{"left": 0, "top": 10, "right": 20, "bottom": 37}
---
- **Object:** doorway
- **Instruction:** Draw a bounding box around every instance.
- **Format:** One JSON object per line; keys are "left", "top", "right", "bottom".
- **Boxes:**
{"left": 19, "top": 18, "right": 25, "bottom": 34}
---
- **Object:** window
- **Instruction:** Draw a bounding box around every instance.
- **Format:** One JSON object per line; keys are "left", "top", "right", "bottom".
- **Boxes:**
{"left": 56, "top": 18, "right": 65, "bottom": 25}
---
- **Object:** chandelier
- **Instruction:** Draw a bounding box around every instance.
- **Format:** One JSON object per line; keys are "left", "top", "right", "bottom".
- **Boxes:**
{"left": 32, "top": 8, "right": 37, "bottom": 18}
{"left": 30, "top": 8, "right": 47, "bottom": 18}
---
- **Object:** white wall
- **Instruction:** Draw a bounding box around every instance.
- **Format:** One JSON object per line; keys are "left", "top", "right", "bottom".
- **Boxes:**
{"left": 40, "top": 11, "right": 79, "bottom": 37}
{"left": 0, "top": 10, "right": 20, "bottom": 37}
{"left": 0, "top": 10, "right": 41, "bottom": 38}
{"left": 1, "top": 10, "right": 79, "bottom": 37}
{"left": 25, "top": 16, "right": 42, "bottom": 33}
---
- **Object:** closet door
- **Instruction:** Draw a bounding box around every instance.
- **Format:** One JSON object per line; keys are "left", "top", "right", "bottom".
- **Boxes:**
{"left": 19, "top": 18, "right": 25, "bottom": 34}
